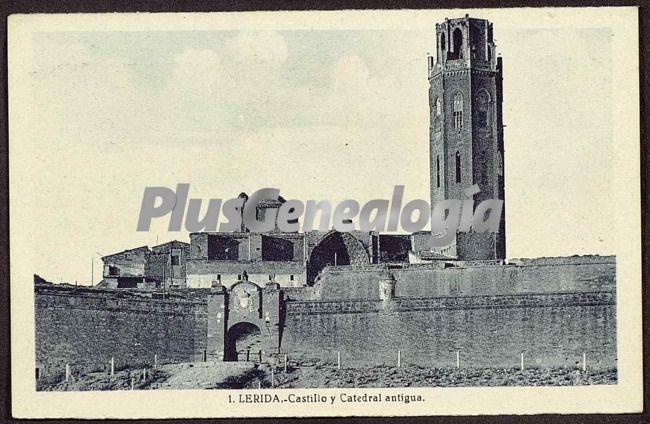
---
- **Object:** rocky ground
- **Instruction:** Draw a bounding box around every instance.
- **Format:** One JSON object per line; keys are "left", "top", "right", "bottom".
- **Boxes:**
{"left": 37, "top": 361, "right": 617, "bottom": 391}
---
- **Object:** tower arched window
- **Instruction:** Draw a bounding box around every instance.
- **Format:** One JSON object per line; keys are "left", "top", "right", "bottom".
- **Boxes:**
{"left": 452, "top": 28, "right": 463, "bottom": 58}
{"left": 487, "top": 45, "right": 492, "bottom": 61}
{"left": 455, "top": 152, "right": 461, "bottom": 183}
{"left": 433, "top": 97, "right": 442, "bottom": 132}
{"left": 440, "top": 32, "right": 446, "bottom": 51}
{"left": 476, "top": 90, "right": 491, "bottom": 127}
{"left": 436, "top": 155, "right": 441, "bottom": 188}
{"left": 453, "top": 92, "right": 463, "bottom": 129}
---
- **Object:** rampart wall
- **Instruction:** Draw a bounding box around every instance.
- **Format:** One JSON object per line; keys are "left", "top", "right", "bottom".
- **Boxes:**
{"left": 34, "top": 256, "right": 617, "bottom": 377}
{"left": 35, "top": 285, "right": 208, "bottom": 377}
{"left": 282, "top": 291, "right": 616, "bottom": 369}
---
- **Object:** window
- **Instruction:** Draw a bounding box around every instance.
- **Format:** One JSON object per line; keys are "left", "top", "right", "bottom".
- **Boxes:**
{"left": 290, "top": 275, "right": 295, "bottom": 281}
{"left": 217, "top": 274, "right": 221, "bottom": 281}
{"left": 487, "top": 45, "right": 492, "bottom": 61}
{"left": 440, "top": 32, "right": 446, "bottom": 51}
{"left": 436, "top": 155, "right": 441, "bottom": 188}
{"left": 453, "top": 92, "right": 463, "bottom": 129}
{"left": 109, "top": 266, "right": 119, "bottom": 276}
{"left": 476, "top": 90, "right": 491, "bottom": 127}
{"left": 446, "top": 27, "right": 463, "bottom": 60}
{"left": 455, "top": 152, "right": 462, "bottom": 183}
{"left": 434, "top": 97, "right": 442, "bottom": 132}
{"left": 171, "top": 255, "right": 180, "bottom": 266}
{"left": 452, "top": 28, "right": 463, "bottom": 56}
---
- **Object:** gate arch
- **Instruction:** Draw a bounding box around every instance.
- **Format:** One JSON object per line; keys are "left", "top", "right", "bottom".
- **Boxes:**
{"left": 225, "top": 321, "right": 262, "bottom": 362}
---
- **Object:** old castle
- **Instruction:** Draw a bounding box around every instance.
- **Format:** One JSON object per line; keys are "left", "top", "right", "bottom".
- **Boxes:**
{"left": 35, "top": 16, "right": 616, "bottom": 377}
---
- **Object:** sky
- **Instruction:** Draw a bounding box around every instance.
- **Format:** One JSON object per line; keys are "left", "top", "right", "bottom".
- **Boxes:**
{"left": 15, "top": 10, "right": 628, "bottom": 284}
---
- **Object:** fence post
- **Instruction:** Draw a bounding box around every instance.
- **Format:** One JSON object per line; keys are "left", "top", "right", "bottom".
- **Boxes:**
{"left": 582, "top": 352, "right": 587, "bottom": 371}
{"left": 337, "top": 351, "right": 341, "bottom": 370}
{"left": 131, "top": 377, "right": 134, "bottom": 390}
{"left": 142, "top": 368, "right": 146, "bottom": 381}
{"left": 65, "top": 363, "right": 70, "bottom": 382}
{"left": 397, "top": 350, "right": 401, "bottom": 368}
{"left": 271, "top": 366, "right": 275, "bottom": 388}
{"left": 284, "top": 354, "right": 288, "bottom": 373}
{"left": 456, "top": 351, "right": 460, "bottom": 369}
{"left": 154, "top": 354, "right": 157, "bottom": 370}
{"left": 520, "top": 352, "right": 524, "bottom": 371}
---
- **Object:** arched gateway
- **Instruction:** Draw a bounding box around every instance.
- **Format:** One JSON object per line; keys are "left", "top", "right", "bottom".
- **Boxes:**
{"left": 225, "top": 322, "right": 262, "bottom": 362}
{"left": 205, "top": 279, "right": 282, "bottom": 362}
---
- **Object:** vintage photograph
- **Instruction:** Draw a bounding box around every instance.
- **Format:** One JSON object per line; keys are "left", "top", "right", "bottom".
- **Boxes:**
{"left": 9, "top": 7, "right": 642, "bottom": 418}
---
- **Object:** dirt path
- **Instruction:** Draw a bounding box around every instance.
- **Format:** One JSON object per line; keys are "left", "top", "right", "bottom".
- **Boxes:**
{"left": 154, "top": 362, "right": 261, "bottom": 390}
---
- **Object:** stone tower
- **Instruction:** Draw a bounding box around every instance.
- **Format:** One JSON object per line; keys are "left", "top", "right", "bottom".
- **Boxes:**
{"left": 428, "top": 15, "right": 506, "bottom": 260}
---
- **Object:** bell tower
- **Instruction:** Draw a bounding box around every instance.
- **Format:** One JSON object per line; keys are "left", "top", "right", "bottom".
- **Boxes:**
{"left": 428, "top": 15, "right": 506, "bottom": 260}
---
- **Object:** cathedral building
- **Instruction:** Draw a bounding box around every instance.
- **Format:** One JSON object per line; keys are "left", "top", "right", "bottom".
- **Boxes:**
{"left": 100, "top": 15, "right": 508, "bottom": 290}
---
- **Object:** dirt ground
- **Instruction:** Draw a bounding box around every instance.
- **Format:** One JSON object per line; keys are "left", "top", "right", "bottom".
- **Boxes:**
{"left": 37, "top": 361, "right": 617, "bottom": 391}
{"left": 270, "top": 363, "right": 617, "bottom": 388}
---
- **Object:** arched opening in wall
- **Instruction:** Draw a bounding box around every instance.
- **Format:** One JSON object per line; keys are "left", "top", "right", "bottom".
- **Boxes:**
{"left": 453, "top": 92, "right": 463, "bottom": 129}
{"left": 440, "top": 32, "right": 446, "bottom": 51}
{"left": 448, "top": 28, "right": 463, "bottom": 60}
{"left": 307, "top": 231, "right": 370, "bottom": 284}
{"left": 434, "top": 97, "right": 442, "bottom": 132}
{"left": 225, "top": 322, "right": 262, "bottom": 362}
{"left": 436, "top": 155, "right": 441, "bottom": 188}
{"left": 487, "top": 45, "right": 492, "bottom": 61}
{"left": 455, "top": 151, "right": 462, "bottom": 183}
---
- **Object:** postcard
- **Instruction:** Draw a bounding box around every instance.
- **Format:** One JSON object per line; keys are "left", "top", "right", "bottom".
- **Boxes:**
{"left": 8, "top": 7, "right": 642, "bottom": 418}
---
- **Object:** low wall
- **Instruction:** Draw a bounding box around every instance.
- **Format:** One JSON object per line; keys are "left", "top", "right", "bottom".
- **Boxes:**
{"left": 35, "top": 285, "right": 208, "bottom": 377}
{"left": 185, "top": 259, "right": 306, "bottom": 288}
{"left": 315, "top": 256, "right": 616, "bottom": 300}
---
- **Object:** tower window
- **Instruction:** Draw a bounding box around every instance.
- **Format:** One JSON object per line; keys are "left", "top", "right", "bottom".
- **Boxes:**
{"left": 435, "top": 98, "right": 442, "bottom": 116}
{"left": 436, "top": 155, "right": 441, "bottom": 188}
{"left": 453, "top": 92, "right": 463, "bottom": 129}
{"left": 440, "top": 32, "right": 446, "bottom": 51}
{"left": 455, "top": 152, "right": 461, "bottom": 183}
{"left": 447, "top": 27, "right": 463, "bottom": 60}
{"left": 487, "top": 46, "right": 492, "bottom": 61}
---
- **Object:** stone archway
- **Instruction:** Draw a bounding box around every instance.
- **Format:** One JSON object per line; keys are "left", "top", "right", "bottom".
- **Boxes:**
{"left": 307, "top": 231, "right": 370, "bottom": 284}
{"left": 225, "top": 322, "right": 262, "bottom": 362}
